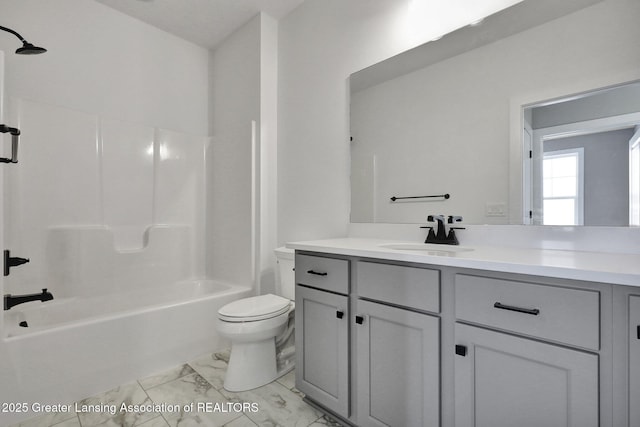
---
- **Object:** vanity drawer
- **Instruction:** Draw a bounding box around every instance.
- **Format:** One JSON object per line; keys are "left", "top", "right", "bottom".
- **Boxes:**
{"left": 296, "top": 254, "right": 349, "bottom": 294}
{"left": 357, "top": 261, "right": 440, "bottom": 313}
{"left": 455, "top": 274, "right": 600, "bottom": 350}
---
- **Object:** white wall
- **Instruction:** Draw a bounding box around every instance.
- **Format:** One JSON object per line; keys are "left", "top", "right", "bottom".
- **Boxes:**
{"left": 0, "top": 0, "right": 209, "bottom": 135}
{"left": 277, "top": 0, "right": 523, "bottom": 244}
{"left": 277, "top": 0, "right": 413, "bottom": 244}
{"left": 207, "top": 13, "right": 279, "bottom": 292}
{"left": 259, "top": 15, "right": 280, "bottom": 294}
{"left": 207, "top": 15, "right": 260, "bottom": 288}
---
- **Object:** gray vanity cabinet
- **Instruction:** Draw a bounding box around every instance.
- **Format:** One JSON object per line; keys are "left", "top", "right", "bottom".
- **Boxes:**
{"left": 454, "top": 274, "right": 600, "bottom": 427}
{"left": 454, "top": 323, "right": 599, "bottom": 427}
{"left": 354, "top": 261, "right": 441, "bottom": 427}
{"left": 295, "top": 254, "right": 442, "bottom": 426}
{"left": 295, "top": 284, "right": 349, "bottom": 418}
{"left": 630, "top": 295, "right": 640, "bottom": 427}
{"left": 354, "top": 299, "right": 439, "bottom": 427}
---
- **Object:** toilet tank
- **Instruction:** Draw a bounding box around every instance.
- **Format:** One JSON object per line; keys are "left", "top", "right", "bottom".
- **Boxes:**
{"left": 274, "top": 247, "right": 295, "bottom": 300}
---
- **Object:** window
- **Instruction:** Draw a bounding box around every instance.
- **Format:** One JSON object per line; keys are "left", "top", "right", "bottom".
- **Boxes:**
{"left": 542, "top": 148, "right": 584, "bottom": 225}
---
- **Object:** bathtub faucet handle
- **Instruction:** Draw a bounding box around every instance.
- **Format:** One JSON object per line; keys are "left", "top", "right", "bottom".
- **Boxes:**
{"left": 4, "top": 249, "right": 30, "bottom": 276}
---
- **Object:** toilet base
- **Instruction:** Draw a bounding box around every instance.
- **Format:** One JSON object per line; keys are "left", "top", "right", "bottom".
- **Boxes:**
{"left": 223, "top": 338, "right": 293, "bottom": 392}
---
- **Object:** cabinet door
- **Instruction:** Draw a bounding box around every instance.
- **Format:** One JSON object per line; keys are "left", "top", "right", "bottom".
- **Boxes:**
{"left": 455, "top": 323, "right": 598, "bottom": 427}
{"left": 355, "top": 299, "right": 440, "bottom": 427}
{"left": 630, "top": 296, "right": 640, "bottom": 427}
{"left": 295, "top": 285, "right": 349, "bottom": 417}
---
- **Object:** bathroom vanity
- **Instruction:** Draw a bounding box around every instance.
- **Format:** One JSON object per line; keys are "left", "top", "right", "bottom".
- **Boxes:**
{"left": 290, "top": 238, "right": 640, "bottom": 427}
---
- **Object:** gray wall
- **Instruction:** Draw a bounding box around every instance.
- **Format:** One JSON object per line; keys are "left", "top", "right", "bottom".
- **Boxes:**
{"left": 544, "top": 128, "right": 634, "bottom": 226}
{"left": 532, "top": 83, "right": 640, "bottom": 129}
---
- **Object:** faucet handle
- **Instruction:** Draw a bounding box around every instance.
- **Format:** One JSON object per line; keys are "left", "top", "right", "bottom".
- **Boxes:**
{"left": 448, "top": 215, "right": 463, "bottom": 224}
{"left": 420, "top": 226, "right": 436, "bottom": 244}
{"left": 427, "top": 214, "right": 445, "bottom": 222}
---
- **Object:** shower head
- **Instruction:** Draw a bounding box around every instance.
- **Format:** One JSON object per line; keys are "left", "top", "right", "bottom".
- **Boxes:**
{"left": 0, "top": 25, "right": 47, "bottom": 55}
{"left": 15, "top": 41, "right": 47, "bottom": 55}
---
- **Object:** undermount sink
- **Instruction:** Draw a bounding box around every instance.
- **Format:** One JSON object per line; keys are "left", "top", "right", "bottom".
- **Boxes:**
{"left": 378, "top": 243, "right": 474, "bottom": 253}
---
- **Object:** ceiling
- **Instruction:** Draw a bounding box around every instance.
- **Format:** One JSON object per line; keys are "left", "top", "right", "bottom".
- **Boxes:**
{"left": 94, "top": 0, "right": 305, "bottom": 50}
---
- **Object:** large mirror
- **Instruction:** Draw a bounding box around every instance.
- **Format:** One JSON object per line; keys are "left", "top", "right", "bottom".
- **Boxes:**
{"left": 349, "top": 0, "right": 640, "bottom": 225}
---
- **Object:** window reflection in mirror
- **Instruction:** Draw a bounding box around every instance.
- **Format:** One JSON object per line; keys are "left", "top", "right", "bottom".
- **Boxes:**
{"left": 524, "top": 81, "right": 640, "bottom": 226}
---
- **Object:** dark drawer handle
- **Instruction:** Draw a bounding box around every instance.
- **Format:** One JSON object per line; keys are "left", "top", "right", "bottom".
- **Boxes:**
{"left": 307, "top": 270, "right": 328, "bottom": 276}
{"left": 336, "top": 311, "right": 344, "bottom": 319}
{"left": 494, "top": 302, "right": 540, "bottom": 316}
{"left": 355, "top": 315, "right": 364, "bottom": 325}
{"left": 637, "top": 325, "right": 639, "bottom": 340}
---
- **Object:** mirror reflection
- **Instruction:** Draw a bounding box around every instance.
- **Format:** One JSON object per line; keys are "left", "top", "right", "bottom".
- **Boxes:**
{"left": 524, "top": 82, "right": 640, "bottom": 226}
{"left": 349, "top": 0, "right": 640, "bottom": 225}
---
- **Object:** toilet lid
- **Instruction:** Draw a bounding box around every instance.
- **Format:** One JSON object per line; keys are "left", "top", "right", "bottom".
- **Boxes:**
{"left": 218, "top": 294, "right": 291, "bottom": 322}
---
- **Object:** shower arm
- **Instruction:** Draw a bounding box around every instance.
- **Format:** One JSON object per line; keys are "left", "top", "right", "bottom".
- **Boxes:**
{"left": 0, "top": 125, "right": 20, "bottom": 164}
{"left": 0, "top": 25, "right": 27, "bottom": 43}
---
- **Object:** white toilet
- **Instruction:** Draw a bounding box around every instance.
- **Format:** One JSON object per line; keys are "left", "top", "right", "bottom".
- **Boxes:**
{"left": 217, "top": 247, "right": 295, "bottom": 392}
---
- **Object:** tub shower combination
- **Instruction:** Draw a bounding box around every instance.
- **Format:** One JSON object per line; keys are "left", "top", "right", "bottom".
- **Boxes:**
{"left": 0, "top": 93, "right": 248, "bottom": 423}
{"left": 1, "top": 226, "right": 252, "bottom": 421}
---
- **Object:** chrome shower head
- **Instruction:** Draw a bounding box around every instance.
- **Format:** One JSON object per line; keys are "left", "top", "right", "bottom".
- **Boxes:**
{"left": 0, "top": 25, "right": 47, "bottom": 55}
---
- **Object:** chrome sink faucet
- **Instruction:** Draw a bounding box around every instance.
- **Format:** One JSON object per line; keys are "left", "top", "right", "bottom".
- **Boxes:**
{"left": 422, "top": 215, "right": 465, "bottom": 245}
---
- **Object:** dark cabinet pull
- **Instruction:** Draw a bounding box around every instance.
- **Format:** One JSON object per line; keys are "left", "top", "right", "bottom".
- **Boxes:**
{"left": 637, "top": 325, "right": 639, "bottom": 340}
{"left": 355, "top": 315, "right": 364, "bottom": 324}
{"left": 307, "top": 270, "right": 327, "bottom": 276}
{"left": 494, "top": 302, "right": 540, "bottom": 316}
{"left": 455, "top": 345, "right": 467, "bottom": 357}
{"left": 336, "top": 311, "right": 344, "bottom": 319}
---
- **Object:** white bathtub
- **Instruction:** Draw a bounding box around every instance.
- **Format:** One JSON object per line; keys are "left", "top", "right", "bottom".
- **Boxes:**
{"left": 4, "top": 280, "right": 243, "bottom": 337}
{"left": 0, "top": 280, "right": 252, "bottom": 424}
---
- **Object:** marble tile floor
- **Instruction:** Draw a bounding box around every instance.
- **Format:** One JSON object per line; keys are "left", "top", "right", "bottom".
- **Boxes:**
{"left": 9, "top": 350, "right": 343, "bottom": 427}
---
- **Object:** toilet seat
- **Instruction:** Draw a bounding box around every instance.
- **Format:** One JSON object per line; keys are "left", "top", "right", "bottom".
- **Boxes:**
{"left": 218, "top": 294, "right": 291, "bottom": 322}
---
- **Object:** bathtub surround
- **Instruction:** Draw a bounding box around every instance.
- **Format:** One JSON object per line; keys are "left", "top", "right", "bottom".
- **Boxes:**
{"left": 44, "top": 226, "right": 190, "bottom": 298}
{"left": 0, "top": 97, "right": 225, "bottom": 424}
{"left": 3, "top": 99, "right": 207, "bottom": 296}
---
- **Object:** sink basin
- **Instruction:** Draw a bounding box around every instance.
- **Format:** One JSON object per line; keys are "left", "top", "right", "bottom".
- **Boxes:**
{"left": 379, "top": 243, "right": 474, "bottom": 253}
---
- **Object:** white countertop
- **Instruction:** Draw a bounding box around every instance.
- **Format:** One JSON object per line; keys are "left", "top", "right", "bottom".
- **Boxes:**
{"left": 286, "top": 237, "right": 640, "bottom": 287}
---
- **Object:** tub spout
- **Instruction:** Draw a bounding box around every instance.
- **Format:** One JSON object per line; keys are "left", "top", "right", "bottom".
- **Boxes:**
{"left": 3, "top": 288, "right": 53, "bottom": 310}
